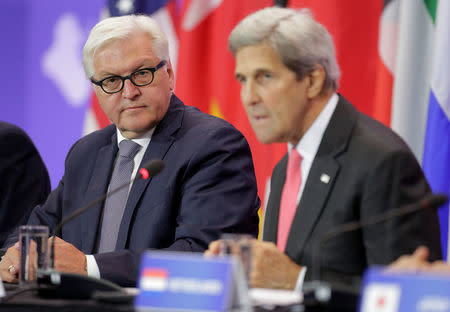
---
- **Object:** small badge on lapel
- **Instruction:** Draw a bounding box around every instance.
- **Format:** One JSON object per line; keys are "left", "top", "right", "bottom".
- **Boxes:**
{"left": 320, "top": 173, "right": 330, "bottom": 184}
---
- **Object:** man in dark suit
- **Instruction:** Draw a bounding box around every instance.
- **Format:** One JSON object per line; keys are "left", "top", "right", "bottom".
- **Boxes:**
{"left": 0, "top": 122, "right": 50, "bottom": 246}
{"left": 207, "top": 7, "right": 441, "bottom": 289}
{"left": 0, "top": 15, "right": 259, "bottom": 286}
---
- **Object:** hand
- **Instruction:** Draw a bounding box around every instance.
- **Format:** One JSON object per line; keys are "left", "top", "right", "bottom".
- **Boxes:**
{"left": 249, "top": 241, "right": 301, "bottom": 290}
{"left": 49, "top": 236, "right": 87, "bottom": 275}
{"left": 388, "top": 246, "right": 450, "bottom": 274}
{"left": 387, "top": 246, "right": 431, "bottom": 272}
{"left": 205, "top": 240, "right": 221, "bottom": 256}
{"left": 0, "top": 244, "right": 20, "bottom": 283}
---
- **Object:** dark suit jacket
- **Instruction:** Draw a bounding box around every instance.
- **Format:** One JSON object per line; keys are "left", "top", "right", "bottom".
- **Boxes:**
{"left": 263, "top": 95, "right": 441, "bottom": 285}
{"left": 4, "top": 95, "right": 260, "bottom": 286}
{"left": 0, "top": 122, "right": 51, "bottom": 246}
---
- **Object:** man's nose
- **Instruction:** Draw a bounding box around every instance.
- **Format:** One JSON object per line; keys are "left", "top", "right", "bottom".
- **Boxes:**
{"left": 122, "top": 79, "right": 141, "bottom": 99}
{"left": 242, "top": 82, "right": 259, "bottom": 106}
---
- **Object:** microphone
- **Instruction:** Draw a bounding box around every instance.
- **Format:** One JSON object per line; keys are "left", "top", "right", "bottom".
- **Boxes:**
{"left": 303, "top": 193, "right": 448, "bottom": 309}
{"left": 38, "top": 159, "right": 164, "bottom": 299}
{"left": 48, "top": 159, "right": 165, "bottom": 269}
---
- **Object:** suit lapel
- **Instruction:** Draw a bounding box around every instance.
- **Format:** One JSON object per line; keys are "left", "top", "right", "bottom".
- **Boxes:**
{"left": 284, "top": 156, "right": 339, "bottom": 259}
{"left": 284, "top": 96, "right": 357, "bottom": 259}
{"left": 81, "top": 129, "right": 118, "bottom": 253}
{"left": 115, "top": 95, "right": 183, "bottom": 250}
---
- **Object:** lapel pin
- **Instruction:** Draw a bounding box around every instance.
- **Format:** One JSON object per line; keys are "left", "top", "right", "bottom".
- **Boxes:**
{"left": 320, "top": 173, "right": 330, "bottom": 184}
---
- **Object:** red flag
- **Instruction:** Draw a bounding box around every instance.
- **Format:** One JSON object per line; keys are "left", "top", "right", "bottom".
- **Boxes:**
{"left": 288, "top": 0, "right": 385, "bottom": 122}
{"left": 175, "top": 0, "right": 286, "bottom": 219}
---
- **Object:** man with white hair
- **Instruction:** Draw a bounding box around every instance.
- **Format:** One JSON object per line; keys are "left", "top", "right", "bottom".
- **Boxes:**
{"left": 207, "top": 7, "right": 441, "bottom": 289}
{"left": 0, "top": 14, "right": 260, "bottom": 286}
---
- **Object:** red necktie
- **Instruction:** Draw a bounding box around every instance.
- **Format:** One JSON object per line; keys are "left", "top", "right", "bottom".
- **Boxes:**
{"left": 277, "top": 149, "right": 302, "bottom": 252}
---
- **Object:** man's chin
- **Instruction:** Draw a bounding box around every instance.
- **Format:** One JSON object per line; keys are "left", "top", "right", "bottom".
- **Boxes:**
{"left": 255, "top": 134, "right": 276, "bottom": 145}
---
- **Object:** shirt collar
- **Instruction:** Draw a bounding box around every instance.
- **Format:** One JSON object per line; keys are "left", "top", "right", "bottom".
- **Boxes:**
{"left": 288, "top": 92, "right": 339, "bottom": 161}
{"left": 116, "top": 127, "right": 155, "bottom": 150}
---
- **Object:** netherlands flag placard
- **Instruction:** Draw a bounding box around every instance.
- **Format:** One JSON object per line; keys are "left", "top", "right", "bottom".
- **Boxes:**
{"left": 139, "top": 268, "right": 169, "bottom": 292}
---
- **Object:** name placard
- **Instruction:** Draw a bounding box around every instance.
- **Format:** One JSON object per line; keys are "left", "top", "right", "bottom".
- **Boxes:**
{"left": 359, "top": 267, "right": 450, "bottom": 312}
{"left": 135, "top": 251, "right": 238, "bottom": 312}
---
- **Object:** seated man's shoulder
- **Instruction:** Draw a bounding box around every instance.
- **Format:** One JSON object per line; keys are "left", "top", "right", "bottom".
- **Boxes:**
{"left": 352, "top": 113, "right": 414, "bottom": 159}
{"left": 64, "top": 124, "right": 116, "bottom": 165}
{"left": 0, "top": 121, "right": 31, "bottom": 142}
{"left": 184, "top": 105, "right": 236, "bottom": 127}
{"left": 182, "top": 105, "right": 244, "bottom": 139}
{"left": 0, "top": 122, "right": 37, "bottom": 157}
{"left": 72, "top": 124, "right": 116, "bottom": 149}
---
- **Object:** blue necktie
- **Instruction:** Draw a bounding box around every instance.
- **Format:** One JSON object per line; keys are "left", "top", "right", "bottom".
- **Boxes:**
{"left": 98, "top": 140, "right": 140, "bottom": 253}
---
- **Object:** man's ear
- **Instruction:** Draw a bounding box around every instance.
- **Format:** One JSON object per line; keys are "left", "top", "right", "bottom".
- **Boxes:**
{"left": 166, "top": 60, "right": 175, "bottom": 91}
{"left": 307, "top": 64, "right": 326, "bottom": 99}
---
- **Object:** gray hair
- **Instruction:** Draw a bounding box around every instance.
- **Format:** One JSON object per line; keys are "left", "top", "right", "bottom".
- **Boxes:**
{"left": 82, "top": 14, "right": 169, "bottom": 79}
{"left": 229, "top": 7, "right": 340, "bottom": 91}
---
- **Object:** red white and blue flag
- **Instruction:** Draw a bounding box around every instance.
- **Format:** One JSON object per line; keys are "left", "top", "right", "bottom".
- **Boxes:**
{"left": 422, "top": 0, "right": 450, "bottom": 259}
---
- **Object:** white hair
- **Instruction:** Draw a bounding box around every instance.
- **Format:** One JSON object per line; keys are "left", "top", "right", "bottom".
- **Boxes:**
{"left": 82, "top": 14, "right": 169, "bottom": 79}
{"left": 229, "top": 7, "right": 340, "bottom": 91}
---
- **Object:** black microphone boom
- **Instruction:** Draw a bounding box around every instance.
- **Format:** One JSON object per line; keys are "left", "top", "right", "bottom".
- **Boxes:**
{"left": 313, "top": 193, "right": 447, "bottom": 281}
{"left": 303, "top": 193, "right": 448, "bottom": 310}
{"left": 48, "top": 159, "right": 165, "bottom": 269}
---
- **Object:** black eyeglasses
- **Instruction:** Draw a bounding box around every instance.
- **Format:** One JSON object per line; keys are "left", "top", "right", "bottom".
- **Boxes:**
{"left": 91, "top": 60, "right": 166, "bottom": 94}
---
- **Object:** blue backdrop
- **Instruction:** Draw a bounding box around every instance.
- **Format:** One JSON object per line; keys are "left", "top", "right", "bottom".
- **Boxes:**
{"left": 1, "top": 0, "right": 104, "bottom": 187}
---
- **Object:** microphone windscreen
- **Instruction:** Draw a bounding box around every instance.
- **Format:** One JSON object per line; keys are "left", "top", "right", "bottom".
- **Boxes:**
{"left": 141, "top": 159, "right": 165, "bottom": 176}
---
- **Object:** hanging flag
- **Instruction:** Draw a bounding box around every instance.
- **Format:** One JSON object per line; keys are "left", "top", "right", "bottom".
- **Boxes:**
{"left": 422, "top": 0, "right": 450, "bottom": 259}
{"left": 175, "top": 0, "right": 284, "bottom": 219}
{"left": 287, "top": 0, "right": 384, "bottom": 123}
{"left": 287, "top": 1, "right": 436, "bottom": 163}
{"left": 83, "top": 0, "right": 181, "bottom": 135}
{"left": 373, "top": 0, "right": 398, "bottom": 127}
{"left": 390, "top": 0, "right": 435, "bottom": 162}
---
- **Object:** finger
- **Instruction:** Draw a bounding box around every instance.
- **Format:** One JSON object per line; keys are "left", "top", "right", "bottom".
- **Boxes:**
{"left": 205, "top": 240, "right": 221, "bottom": 256}
{"left": 0, "top": 253, "right": 20, "bottom": 284}
{"left": 412, "top": 246, "right": 430, "bottom": 261}
{"left": 1, "top": 267, "right": 19, "bottom": 284}
{"left": 29, "top": 242, "right": 39, "bottom": 272}
{"left": 48, "top": 236, "right": 61, "bottom": 245}
{"left": 7, "top": 246, "right": 21, "bottom": 268}
{"left": 387, "top": 256, "right": 415, "bottom": 271}
{"left": 248, "top": 265, "right": 261, "bottom": 288}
